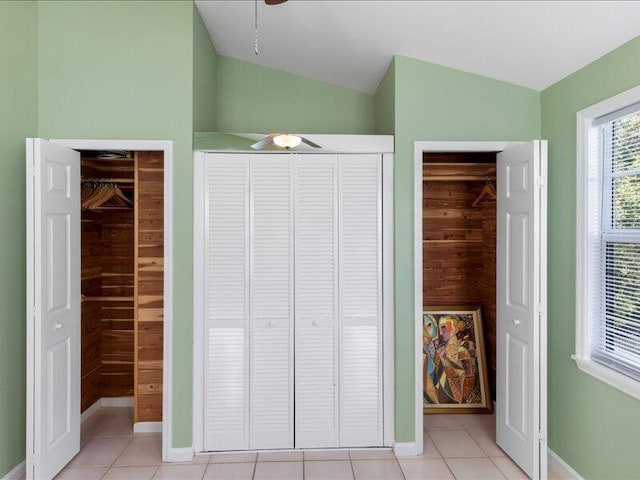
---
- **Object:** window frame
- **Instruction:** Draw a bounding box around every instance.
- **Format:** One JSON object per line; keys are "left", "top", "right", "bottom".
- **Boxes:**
{"left": 575, "top": 85, "right": 640, "bottom": 401}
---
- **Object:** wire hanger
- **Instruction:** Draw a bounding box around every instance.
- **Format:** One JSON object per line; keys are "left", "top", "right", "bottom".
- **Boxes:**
{"left": 472, "top": 178, "right": 497, "bottom": 207}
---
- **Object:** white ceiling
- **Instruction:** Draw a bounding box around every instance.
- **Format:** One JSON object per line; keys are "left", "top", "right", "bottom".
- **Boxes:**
{"left": 195, "top": 1, "right": 640, "bottom": 94}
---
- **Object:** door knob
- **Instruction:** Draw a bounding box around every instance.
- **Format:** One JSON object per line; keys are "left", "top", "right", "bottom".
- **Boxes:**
{"left": 55, "top": 322, "right": 64, "bottom": 331}
{"left": 312, "top": 320, "right": 319, "bottom": 326}
{"left": 267, "top": 320, "right": 275, "bottom": 327}
{"left": 513, "top": 319, "right": 521, "bottom": 326}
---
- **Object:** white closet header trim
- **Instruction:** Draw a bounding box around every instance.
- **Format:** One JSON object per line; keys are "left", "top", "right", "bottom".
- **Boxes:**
{"left": 195, "top": 134, "right": 394, "bottom": 154}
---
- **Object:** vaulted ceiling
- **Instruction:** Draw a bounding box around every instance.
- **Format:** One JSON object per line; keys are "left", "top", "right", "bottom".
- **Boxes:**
{"left": 195, "top": 0, "right": 640, "bottom": 94}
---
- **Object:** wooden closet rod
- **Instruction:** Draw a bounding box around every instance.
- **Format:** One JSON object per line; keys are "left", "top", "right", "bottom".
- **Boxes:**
{"left": 82, "top": 178, "right": 134, "bottom": 183}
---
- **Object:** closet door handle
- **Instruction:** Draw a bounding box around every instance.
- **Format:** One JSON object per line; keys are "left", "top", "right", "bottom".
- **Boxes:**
{"left": 267, "top": 320, "right": 275, "bottom": 327}
{"left": 312, "top": 320, "right": 320, "bottom": 327}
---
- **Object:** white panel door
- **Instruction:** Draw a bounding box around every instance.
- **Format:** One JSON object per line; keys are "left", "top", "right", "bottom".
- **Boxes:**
{"left": 249, "top": 155, "right": 294, "bottom": 449}
{"left": 496, "top": 141, "right": 547, "bottom": 479}
{"left": 294, "top": 155, "right": 339, "bottom": 448}
{"left": 204, "top": 154, "right": 250, "bottom": 451}
{"left": 338, "top": 154, "right": 383, "bottom": 448}
{"left": 27, "top": 139, "right": 81, "bottom": 480}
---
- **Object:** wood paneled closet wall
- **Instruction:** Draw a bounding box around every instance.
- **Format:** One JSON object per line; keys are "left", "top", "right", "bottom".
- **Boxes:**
{"left": 80, "top": 151, "right": 164, "bottom": 423}
{"left": 422, "top": 152, "right": 497, "bottom": 399}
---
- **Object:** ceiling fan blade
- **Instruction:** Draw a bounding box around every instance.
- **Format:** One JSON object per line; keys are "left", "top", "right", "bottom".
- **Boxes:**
{"left": 251, "top": 135, "right": 276, "bottom": 150}
{"left": 265, "top": 0, "right": 288, "bottom": 4}
{"left": 300, "top": 137, "right": 321, "bottom": 149}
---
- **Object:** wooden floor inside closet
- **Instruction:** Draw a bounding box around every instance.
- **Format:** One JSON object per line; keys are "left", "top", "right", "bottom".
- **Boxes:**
{"left": 422, "top": 152, "right": 497, "bottom": 402}
{"left": 80, "top": 150, "right": 164, "bottom": 426}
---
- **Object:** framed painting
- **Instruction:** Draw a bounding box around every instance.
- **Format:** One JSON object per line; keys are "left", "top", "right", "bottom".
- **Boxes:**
{"left": 423, "top": 306, "right": 492, "bottom": 414}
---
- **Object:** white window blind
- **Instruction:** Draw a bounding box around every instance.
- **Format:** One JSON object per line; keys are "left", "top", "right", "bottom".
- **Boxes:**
{"left": 592, "top": 108, "right": 640, "bottom": 380}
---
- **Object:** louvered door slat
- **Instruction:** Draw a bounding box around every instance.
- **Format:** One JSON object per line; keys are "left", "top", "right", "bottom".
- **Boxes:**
{"left": 204, "top": 155, "right": 250, "bottom": 451}
{"left": 338, "top": 154, "right": 383, "bottom": 448}
{"left": 250, "top": 156, "right": 294, "bottom": 450}
{"left": 294, "top": 156, "right": 339, "bottom": 448}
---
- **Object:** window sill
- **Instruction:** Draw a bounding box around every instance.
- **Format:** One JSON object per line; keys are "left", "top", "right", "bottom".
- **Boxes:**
{"left": 572, "top": 355, "right": 640, "bottom": 401}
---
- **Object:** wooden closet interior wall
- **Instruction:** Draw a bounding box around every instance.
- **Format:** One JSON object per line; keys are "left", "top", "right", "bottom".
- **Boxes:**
{"left": 80, "top": 151, "right": 164, "bottom": 423}
{"left": 422, "top": 151, "right": 497, "bottom": 400}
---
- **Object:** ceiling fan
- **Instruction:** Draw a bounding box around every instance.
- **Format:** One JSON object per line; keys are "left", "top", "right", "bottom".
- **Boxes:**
{"left": 251, "top": 134, "right": 322, "bottom": 150}
{"left": 264, "top": 0, "right": 288, "bottom": 4}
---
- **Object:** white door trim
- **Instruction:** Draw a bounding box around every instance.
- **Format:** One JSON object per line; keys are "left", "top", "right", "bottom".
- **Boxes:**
{"left": 193, "top": 139, "right": 394, "bottom": 453}
{"left": 192, "top": 151, "right": 206, "bottom": 454}
{"left": 49, "top": 138, "right": 174, "bottom": 462}
{"left": 412, "top": 141, "right": 525, "bottom": 457}
{"left": 381, "top": 153, "right": 395, "bottom": 448}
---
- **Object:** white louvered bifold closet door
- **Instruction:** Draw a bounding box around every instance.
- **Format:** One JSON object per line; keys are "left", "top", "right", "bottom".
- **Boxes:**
{"left": 202, "top": 152, "right": 384, "bottom": 452}
{"left": 294, "top": 155, "right": 340, "bottom": 448}
{"left": 338, "top": 154, "right": 383, "bottom": 447}
{"left": 249, "top": 155, "right": 294, "bottom": 449}
{"left": 204, "top": 154, "right": 250, "bottom": 451}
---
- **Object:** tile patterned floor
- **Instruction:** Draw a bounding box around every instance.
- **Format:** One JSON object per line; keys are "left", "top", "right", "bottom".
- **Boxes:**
{"left": 53, "top": 408, "right": 572, "bottom": 480}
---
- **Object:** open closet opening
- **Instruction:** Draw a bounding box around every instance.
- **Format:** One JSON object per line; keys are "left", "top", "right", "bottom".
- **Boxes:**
{"left": 422, "top": 151, "right": 497, "bottom": 418}
{"left": 80, "top": 149, "right": 165, "bottom": 433}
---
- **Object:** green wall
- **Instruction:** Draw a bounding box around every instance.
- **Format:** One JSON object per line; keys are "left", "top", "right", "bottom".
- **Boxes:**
{"left": 541, "top": 36, "right": 640, "bottom": 480}
{"left": 388, "top": 55, "right": 542, "bottom": 441}
{"left": 0, "top": 3, "right": 38, "bottom": 476}
{"left": 6, "top": 3, "right": 640, "bottom": 477}
{"left": 374, "top": 58, "right": 396, "bottom": 135}
{"left": 193, "top": 6, "right": 217, "bottom": 132}
{"left": 216, "top": 55, "right": 374, "bottom": 134}
{"left": 37, "top": 0, "right": 203, "bottom": 448}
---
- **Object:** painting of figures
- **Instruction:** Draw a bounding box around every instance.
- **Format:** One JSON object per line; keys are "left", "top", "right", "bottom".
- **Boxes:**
{"left": 423, "top": 306, "right": 492, "bottom": 413}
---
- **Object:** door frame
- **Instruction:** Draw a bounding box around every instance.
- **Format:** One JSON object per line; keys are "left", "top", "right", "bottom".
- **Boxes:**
{"left": 44, "top": 139, "right": 174, "bottom": 462}
{"left": 412, "top": 141, "right": 547, "bottom": 460}
{"left": 192, "top": 134, "right": 395, "bottom": 453}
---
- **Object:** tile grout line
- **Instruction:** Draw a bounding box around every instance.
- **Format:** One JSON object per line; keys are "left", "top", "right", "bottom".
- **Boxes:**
{"left": 349, "top": 459, "right": 356, "bottom": 480}
{"left": 488, "top": 456, "right": 515, "bottom": 480}
{"left": 251, "top": 460, "right": 258, "bottom": 480}
{"left": 102, "top": 411, "right": 135, "bottom": 472}
{"left": 149, "top": 466, "right": 161, "bottom": 480}
{"left": 424, "top": 429, "right": 459, "bottom": 480}
{"left": 393, "top": 455, "right": 407, "bottom": 480}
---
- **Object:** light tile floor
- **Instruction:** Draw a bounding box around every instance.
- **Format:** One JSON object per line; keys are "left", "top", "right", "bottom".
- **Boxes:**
{"left": 54, "top": 409, "right": 572, "bottom": 480}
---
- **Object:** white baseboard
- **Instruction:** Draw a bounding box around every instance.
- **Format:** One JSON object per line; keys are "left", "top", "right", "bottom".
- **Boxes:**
{"left": 81, "top": 398, "right": 103, "bottom": 423}
{"left": 165, "top": 447, "right": 195, "bottom": 463}
{"left": 134, "top": 421, "right": 162, "bottom": 433}
{"left": 101, "top": 397, "right": 134, "bottom": 407}
{"left": 393, "top": 441, "right": 421, "bottom": 456}
{"left": 81, "top": 397, "right": 134, "bottom": 424}
{"left": 1, "top": 461, "right": 25, "bottom": 480}
{"left": 548, "top": 448, "right": 584, "bottom": 480}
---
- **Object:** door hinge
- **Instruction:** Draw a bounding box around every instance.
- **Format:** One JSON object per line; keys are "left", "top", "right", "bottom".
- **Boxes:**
{"left": 537, "top": 303, "right": 544, "bottom": 316}
{"left": 538, "top": 430, "right": 545, "bottom": 442}
{"left": 536, "top": 176, "right": 545, "bottom": 188}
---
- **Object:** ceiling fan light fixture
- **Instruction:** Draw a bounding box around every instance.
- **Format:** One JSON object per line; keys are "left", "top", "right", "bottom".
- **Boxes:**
{"left": 273, "top": 134, "right": 302, "bottom": 149}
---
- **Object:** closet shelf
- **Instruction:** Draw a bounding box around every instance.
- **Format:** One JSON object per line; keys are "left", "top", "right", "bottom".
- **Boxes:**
{"left": 423, "top": 162, "right": 496, "bottom": 182}
{"left": 423, "top": 239, "right": 483, "bottom": 244}
{"left": 82, "top": 295, "right": 134, "bottom": 303}
{"left": 423, "top": 175, "right": 496, "bottom": 182}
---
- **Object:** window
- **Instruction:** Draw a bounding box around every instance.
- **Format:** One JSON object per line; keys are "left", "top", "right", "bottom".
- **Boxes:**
{"left": 575, "top": 87, "right": 640, "bottom": 400}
